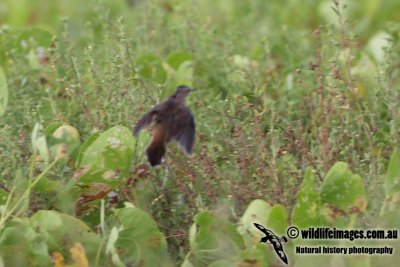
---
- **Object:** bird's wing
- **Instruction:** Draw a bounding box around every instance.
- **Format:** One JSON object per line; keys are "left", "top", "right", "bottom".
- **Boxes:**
{"left": 133, "top": 109, "right": 158, "bottom": 136}
{"left": 171, "top": 107, "right": 195, "bottom": 154}
{"left": 272, "top": 242, "right": 288, "bottom": 264}
{"left": 254, "top": 223, "right": 268, "bottom": 234}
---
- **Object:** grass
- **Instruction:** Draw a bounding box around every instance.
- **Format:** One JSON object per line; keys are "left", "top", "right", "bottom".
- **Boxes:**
{"left": 0, "top": 0, "right": 400, "bottom": 265}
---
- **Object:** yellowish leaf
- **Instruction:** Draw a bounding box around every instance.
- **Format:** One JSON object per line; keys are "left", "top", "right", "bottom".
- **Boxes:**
{"left": 70, "top": 243, "right": 89, "bottom": 267}
{"left": 52, "top": 252, "right": 65, "bottom": 267}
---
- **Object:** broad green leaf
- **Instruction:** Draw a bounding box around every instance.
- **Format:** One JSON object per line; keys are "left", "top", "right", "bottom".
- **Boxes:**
{"left": 166, "top": 51, "right": 192, "bottom": 70}
{"left": 239, "top": 245, "right": 271, "bottom": 267}
{"left": 49, "top": 125, "right": 81, "bottom": 160}
{"left": 31, "top": 122, "right": 49, "bottom": 163}
{"left": 30, "top": 210, "right": 63, "bottom": 232}
{"left": 191, "top": 212, "right": 215, "bottom": 255}
{"left": 175, "top": 61, "right": 193, "bottom": 87}
{"left": 190, "top": 211, "right": 243, "bottom": 265}
{"left": 136, "top": 54, "right": 167, "bottom": 84}
{"left": 240, "top": 199, "right": 271, "bottom": 233}
{"left": 134, "top": 130, "right": 152, "bottom": 162}
{"left": 385, "top": 150, "right": 400, "bottom": 199}
{"left": 76, "top": 131, "right": 101, "bottom": 166}
{"left": 30, "top": 210, "right": 103, "bottom": 265}
{"left": 114, "top": 207, "right": 169, "bottom": 267}
{"left": 52, "top": 125, "right": 79, "bottom": 140}
{"left": 189, "top": 222, "right": 197, "bottom": 248}
{"left": 0, "top": 66, "right": 8, "bottom": 117}
{"left": 44, "top": 121, "right": 63, "bottom": 136}
{"left": 0, "top": 219, "right": 51, "bottom": 267}
{"left": 77, "top": 126, "right": 135, "bottom": 188}
{"left": 292, "top": 168, "right": 323, "bottom": 227}
{"left": 320, "top": 162, "right": 367, "bottom": 215}
{"left": 366, "top": 31, "right": 390, "bottom": 62}
{"left": 267, "top": 204, "right": 288, "bottom": 235}
{"left": 32, "top": 176, "right": 59, "bottom": 193}
{"left": 54, "top": 187, "right": 81, "bottom": 214}
{"left": 136, "top": 54, "right": 160, "bottom": 65}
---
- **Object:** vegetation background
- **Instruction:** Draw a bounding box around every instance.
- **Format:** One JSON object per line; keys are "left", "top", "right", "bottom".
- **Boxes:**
{"left": 0, "top": 0, "right": 399, "bottom": 266}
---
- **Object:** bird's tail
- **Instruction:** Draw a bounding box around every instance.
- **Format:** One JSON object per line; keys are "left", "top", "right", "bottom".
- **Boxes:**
{"left": 146, "top": 124, "right": 167, "bottom": 166}
{"left": 146, "top": 142, "right": 166, "bottom": 166}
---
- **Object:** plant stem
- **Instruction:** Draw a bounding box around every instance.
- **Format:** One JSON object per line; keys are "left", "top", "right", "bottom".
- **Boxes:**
{"left": 0, "top": 157, "right": 59, "bottom": 232}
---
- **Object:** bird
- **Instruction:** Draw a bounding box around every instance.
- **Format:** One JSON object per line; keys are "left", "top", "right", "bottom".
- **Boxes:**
{"left": 133, "top": 85, "right": 195, "bottom": 166}
{"left": 254, "top": 223, "right": 288, "bottom": 264}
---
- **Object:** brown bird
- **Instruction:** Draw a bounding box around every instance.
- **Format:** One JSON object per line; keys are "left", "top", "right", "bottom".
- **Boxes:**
{"left": 133, "top": 85, "right": 195, "bottom": 166}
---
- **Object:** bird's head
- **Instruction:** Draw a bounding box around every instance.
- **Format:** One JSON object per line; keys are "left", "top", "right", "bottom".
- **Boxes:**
{"left": 174, "top": 85, "right": 194, "bottom": 99}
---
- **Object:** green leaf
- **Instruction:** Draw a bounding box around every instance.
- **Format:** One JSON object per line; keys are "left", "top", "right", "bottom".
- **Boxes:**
{"left": 76, "top": 131, "right": 101, "bottom": 166}
{"left": 31, "top": 122, "right": 49, "bottom": 163}
{"left": 366, "top": 31, "right": 391, "bottom": 62}
{"left": 114, "top": 207, "right": 169, "bottom": 267}
{"left": 240, "top": 199, "right": 271, "bottom": 233}
{"left": 189, "top": 222, "right": 197, "bottom": 248}
{"left": 175, "top": 61, "right": 193, "bottom": 87}
{"left": 239, "top": 245, "right": 270, "bottom": 267}
{"left": 292, "top": 168, "right": 324, "bottom": 227}
{"left": 164, "top": 55, "right": 193, "bottom": 91}
{"left": 30, "top": 210, "right": 103, "bottom": 265}
{"left": 0, "top": 219, "right": 51, "bottom": 267}
{"left": 134, "top": 130, "right": 152, "bottom": 162}
{"left": 267, "top": 204, "right": 288, "bottom": 235}
{"left": 320, "top": 162, "right": 367, "bottom": 215}
{"left": 166, "top": 51, "right": 192, "bottom": 70}
{"left": 44, "top": 121, "right": 63, "bottom": 136}
{"left": 385, "top": 150, "right": 400, "bottom": 198}
{"left": 49, "top": 125, "right": 81, "bottom": 160}
{"left": 136, "top": 54, "right": 167, "bottom": 84}
{"left": 32, "top": 176, "right": 59, "bottom": 193}
{"left": 77, "top": 126, "right": 135, "bottom": 188}
{"left": 0, "top": 66, "right": 8, "bottom": 117}
{"left": 54, "top": 187, "right": 81, "bottom": 214}
{"left": 190, "top": 211, "right": 244, "bottom": 265}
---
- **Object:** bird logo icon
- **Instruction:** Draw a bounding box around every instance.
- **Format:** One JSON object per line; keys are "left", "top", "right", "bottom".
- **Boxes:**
{"left": 254, "top": 223, "right": 289, "bottom": 264}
